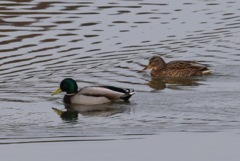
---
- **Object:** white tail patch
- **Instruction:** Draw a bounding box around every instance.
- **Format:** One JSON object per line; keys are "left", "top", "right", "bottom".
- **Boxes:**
{"left": 129, "top": 91, "right": 135, "bottom": 96}
{"left": 202, "top": 70, "right": 213, "bottom": 74}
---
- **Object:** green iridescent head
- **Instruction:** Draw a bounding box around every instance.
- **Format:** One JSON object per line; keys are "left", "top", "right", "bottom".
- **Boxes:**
{"left": 52, "top": 78, "right": 78, "bottom": 95}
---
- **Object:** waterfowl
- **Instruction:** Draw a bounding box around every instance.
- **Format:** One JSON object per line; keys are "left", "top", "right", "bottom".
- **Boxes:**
{"left": 141, "top": 55, "right": 212, "bottom": 77}
{"left": 52, "top": 78, "right": 135, "bottom": 105}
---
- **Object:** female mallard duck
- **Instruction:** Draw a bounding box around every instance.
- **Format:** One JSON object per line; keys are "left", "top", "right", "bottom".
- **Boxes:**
{"left": 52, "top": 78, "right": 135, "bottom": 105}
{"left": 141, "top": 55, "right": 212, "bottom": 77}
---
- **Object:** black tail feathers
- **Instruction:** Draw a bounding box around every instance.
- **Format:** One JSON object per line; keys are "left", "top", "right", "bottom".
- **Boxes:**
{"left": 120, "top": 89, "right": 135, "bottom": 101}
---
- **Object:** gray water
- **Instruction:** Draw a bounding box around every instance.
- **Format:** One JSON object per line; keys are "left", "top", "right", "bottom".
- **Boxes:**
{"left": 0, "top": 0, "right": 240, "bottom": 159}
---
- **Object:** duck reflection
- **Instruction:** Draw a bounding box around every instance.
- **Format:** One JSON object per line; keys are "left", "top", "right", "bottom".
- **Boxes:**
{"left": 53, "top": 102, "right": 130, "bottom": 120}
{"left": 52, "top": 107, "right": 78, "bottom": 121}
{"left": 147, "top": 77, "right": 203, "bottom": 90}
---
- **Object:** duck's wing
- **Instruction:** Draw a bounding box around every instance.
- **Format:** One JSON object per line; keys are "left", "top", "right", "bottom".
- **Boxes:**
{"left": 78, "top": 86, "right": 135, "bottom": 101}
{"left": 167, "top": 60, "right": 208, "bottom": 70}
{"left": 165, "top": 60, "right": 212, "bottom": 76}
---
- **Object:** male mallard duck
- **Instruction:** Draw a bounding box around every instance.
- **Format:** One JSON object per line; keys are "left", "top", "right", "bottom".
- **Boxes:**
{"left": 141, "top": 55, "right": 212, "bottom": 77}
{"left": 52, "top": 78, "right": 135, "bottom": 105}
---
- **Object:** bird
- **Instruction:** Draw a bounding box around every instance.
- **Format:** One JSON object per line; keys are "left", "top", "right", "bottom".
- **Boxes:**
{"left": 52, "top": 78, "right": 135, "bottom": 105}
{"left": 141, "top": 55, "right": 212, "bottom": 77}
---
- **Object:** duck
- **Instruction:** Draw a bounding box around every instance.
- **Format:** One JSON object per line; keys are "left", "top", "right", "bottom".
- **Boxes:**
{"left": 141, "top": 55, "right": 212, "bottom": 77}
{"left": 52, "top": 78, "right": 135, "bottom": 105}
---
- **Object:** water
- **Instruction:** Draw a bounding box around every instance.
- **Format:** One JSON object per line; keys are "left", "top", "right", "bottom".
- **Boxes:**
{"left": 0, "top": 0, "right": 240, "bottom": 160}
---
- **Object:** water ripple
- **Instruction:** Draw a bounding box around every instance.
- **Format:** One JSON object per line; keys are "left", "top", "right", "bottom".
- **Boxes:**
{"left": 0, "top": 0, "right": 240, "bottom": 140}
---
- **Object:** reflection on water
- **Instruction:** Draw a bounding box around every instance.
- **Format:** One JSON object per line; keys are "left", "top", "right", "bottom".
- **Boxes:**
{"left": 1, "top": 0, "right": 240, "bottom": 143}
{"left": 52, "top": 107, "right": 78, "bottom": 121}
{"left": 147, "top": 77, "right": 203, "bottom": 90}
{"left": 53, "top": 102, "right": 130, "bottom": 121}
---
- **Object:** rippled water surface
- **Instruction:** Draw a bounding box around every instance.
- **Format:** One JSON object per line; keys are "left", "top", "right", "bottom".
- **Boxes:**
{"left": 1, "top": 0, "right": 240, "bottom": 148}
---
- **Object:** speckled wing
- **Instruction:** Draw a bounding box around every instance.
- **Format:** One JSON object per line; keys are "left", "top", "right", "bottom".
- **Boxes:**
{"left": 165, "top": 60, "right": 210, "bottom": 77}
{"left": 166, "top": 60, "right": 205, "bottom": 70}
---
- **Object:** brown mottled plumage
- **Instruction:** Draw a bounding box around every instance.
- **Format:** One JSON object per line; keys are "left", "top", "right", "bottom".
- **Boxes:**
{"left": 141, "top": 55, "right": 212, "bottom": 77}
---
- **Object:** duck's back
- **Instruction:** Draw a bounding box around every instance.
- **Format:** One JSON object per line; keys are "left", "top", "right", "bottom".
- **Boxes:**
{"left": 151, "top": 60, "right": 211, "bottom": 77}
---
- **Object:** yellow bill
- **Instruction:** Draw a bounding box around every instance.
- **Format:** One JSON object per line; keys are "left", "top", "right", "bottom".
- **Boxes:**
{"left": 52, "top": 88, "right": 62, "bottom": 96}
{"left": 52, "top": 107, "right": 63, "bottom": 116}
